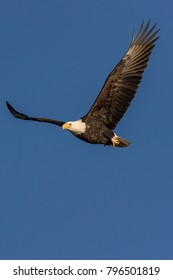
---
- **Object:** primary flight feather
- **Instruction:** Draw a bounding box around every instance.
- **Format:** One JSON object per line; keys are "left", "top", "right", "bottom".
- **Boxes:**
{"left": 6, "top": 21, "right": 159, "bottom": 147}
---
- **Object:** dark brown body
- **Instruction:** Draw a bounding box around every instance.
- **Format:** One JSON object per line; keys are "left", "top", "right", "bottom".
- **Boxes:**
{"left": 74, "top": 117, "right": 114, "bottom": 145}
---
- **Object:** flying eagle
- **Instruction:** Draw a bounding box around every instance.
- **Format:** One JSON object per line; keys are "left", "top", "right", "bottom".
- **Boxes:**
{"left": 6, "top": 21, "right": 159, "bottom": 147}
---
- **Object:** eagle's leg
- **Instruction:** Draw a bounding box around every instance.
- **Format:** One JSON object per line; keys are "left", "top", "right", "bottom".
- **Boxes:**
{"left": 111, "top": 133, "right": 131, "bottom": 147}
{"left": 103, "top": 130, "right": 130, "bottom": 147}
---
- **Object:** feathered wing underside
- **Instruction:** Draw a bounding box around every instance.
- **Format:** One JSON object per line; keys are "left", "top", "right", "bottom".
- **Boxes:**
{"left": 6, "top": 102, "right": 65, "bottom": 127}
{"left": 83, "top": 20, "right": 159, "bottom": 129}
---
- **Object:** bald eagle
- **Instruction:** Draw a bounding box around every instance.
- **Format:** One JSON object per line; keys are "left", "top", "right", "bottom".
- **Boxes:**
{"left": 6, "top": 21, "right": 159, "bottom": 147}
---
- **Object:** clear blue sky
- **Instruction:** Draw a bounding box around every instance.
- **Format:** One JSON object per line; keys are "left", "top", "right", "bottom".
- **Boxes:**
{"left": 0, "top": 0, "right": 173, "bottom": 260}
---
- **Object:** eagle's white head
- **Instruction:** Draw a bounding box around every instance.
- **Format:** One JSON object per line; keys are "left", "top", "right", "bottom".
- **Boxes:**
{"left": 62, "top": 119, "right": 86, "bottom": 135}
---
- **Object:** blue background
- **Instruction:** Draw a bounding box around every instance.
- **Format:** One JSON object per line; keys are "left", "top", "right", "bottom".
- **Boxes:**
{"left": 1, "top": 0, "right": 173, "bottom": 260}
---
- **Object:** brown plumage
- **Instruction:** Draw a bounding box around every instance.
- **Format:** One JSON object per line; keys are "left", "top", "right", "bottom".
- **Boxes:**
{"left": 83, "top": 20, "right": 159, "bottom": 130}
{"left": 6, "top": 21, "right": 159, "bottom": 147}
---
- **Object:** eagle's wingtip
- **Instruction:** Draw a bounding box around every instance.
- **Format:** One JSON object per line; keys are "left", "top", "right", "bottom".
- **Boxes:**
{"left": 6, "top": 101, "right": 22, "bottom": 119}
{"left": 6, "top": 101, "right": 12, "bottom": 111}
{"left": 6, "top": 101, "right": 14, "bottom": 114}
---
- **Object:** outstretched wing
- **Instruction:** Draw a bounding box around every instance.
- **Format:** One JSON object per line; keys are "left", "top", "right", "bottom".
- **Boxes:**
{"left": 83, "top": 20, "right": 159, "bottom": 129}
{"left": 6, "top": 101, "right": 65, "bottom": 127}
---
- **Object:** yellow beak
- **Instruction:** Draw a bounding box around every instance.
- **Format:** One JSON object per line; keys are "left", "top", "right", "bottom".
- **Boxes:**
{"left": 62, "top": 123, "right": 71, "bottom": 130}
